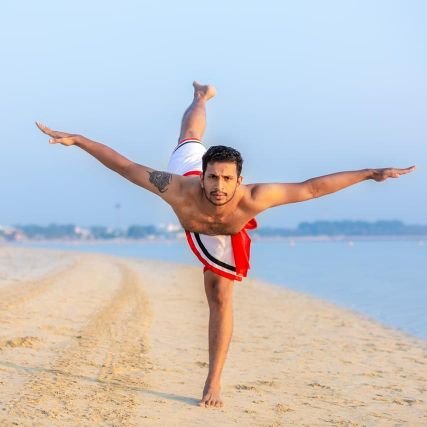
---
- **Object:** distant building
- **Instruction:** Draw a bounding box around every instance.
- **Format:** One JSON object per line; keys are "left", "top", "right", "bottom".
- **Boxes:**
{"left": 74, "top": 226, "right": 92, "bottom": 240}
{"left": 165, "top": 223, "right": 182, "bottom": 232}
{"left": 0, "top": 225, "right": 25, "bottom": 241}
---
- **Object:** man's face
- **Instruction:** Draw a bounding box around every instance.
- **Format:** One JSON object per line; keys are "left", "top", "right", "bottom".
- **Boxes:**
{"left": 201, "top": 161, "right": 242, "bottom": 206}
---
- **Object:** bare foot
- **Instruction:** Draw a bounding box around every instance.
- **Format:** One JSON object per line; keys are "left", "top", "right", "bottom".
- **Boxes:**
{"left": 193, "top": 81, "right": 217, "bottom": 101}
{"left": 199, "top": 381, "right": 223, "bottom": 408}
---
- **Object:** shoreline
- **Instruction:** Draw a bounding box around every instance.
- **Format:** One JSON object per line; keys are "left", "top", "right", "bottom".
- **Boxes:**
{"left": 2, "top": 234, "right": 427, "bottom": 246}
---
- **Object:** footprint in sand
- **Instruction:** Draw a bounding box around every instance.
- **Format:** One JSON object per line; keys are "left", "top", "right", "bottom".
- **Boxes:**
{"left": 257, "top": 380, "right": 278, "bottom": 388}
{"left": 367, "top": 370, "right": 384, "bottom": 378}
{"left": 195, "top": 361, "right": 208, "bottom": 368}
{"left": 235, "top": 384, "right": 256, "bottom": 391}
{"left": 373, "top": 395, "right": 389, "bottom": 402}
{"left": 0, "top": 336, "right": 41, "bottom": 349}
{"left": 274, "top": 403, "right": 294, "bottom": 413}
{"left": 393, "top": 398, "right": 421, "bottom": 406}
{"left": 307, "top": 381, "right": 332, "bottom": 390}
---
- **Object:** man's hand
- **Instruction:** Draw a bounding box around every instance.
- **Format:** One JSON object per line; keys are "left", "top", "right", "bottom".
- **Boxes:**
{"left": 370, "top": 166, "right": 416, "bottom": 182}
{"left": 35, "top": 122, "right": 80, "bottom": 146}
{"left": 35, "top": 120, "right": 185, "bottom": 205}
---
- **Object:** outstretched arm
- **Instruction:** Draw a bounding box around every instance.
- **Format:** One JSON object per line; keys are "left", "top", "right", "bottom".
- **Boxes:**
{"left": 250, "top": 166, "right": 416, "bottom": 211}
{"left": 35, "top": 122, "right": 183, "bottom": 200}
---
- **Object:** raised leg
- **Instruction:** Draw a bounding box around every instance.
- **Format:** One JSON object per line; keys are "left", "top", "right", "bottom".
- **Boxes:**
{"left": 178, "top": 81, "right": 216, "bottom": 143}
{"left": 199, "top": 269, "right": 235, "bottom": 408}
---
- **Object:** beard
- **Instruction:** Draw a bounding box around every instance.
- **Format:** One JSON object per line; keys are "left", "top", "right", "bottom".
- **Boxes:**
{"left": 203, "top": 187, "right": 237, "bottom": 206}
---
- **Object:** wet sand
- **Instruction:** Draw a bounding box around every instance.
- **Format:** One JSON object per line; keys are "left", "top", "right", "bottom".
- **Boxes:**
{"left": 0, "top": 245, "right": 426, "bottom": 426}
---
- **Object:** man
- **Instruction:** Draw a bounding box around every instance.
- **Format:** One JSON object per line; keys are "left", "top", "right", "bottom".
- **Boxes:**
{"left": 36, "top": 81, "right": 415, "bottom": 408}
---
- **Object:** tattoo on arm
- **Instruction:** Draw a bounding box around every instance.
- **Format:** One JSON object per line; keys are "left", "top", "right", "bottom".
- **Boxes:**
{"left": 148, "top": 170, "right": 172, "bottom": 193}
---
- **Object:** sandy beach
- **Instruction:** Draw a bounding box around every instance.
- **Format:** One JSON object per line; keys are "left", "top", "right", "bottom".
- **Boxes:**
{"left": 0, "top": 246, "right": 426, "bottom": 426}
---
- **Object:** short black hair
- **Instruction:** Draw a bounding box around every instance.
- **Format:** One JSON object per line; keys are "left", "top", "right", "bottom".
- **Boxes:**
{"left": 202, "top": 145, "right": 243, "bottom": 176}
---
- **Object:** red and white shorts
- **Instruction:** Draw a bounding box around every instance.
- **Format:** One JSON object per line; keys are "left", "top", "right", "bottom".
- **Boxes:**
{"left": 167, "top": 138, "right": 256, "bottom": 282}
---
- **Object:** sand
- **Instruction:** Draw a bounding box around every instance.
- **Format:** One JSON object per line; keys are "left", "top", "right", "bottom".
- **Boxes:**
{"left": 0, "top": 245, "right": 426, "bottom": 426}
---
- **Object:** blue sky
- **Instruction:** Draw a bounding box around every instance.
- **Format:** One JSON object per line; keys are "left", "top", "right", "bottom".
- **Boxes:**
{"left": 1, "top": 1, "right": 425, "bottom": 228}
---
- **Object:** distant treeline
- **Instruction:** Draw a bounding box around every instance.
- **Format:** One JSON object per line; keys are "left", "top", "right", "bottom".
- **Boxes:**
{"left": 1, "top": 224, "right": 171, "bottom": 240}
{"left": 1, "top": 220, "right": 426, "bottom": 241}
{"left": 258, "top": 220, "right": 427, "bottom": 237}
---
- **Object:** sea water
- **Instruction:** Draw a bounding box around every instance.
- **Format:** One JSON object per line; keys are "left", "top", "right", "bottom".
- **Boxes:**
{"left": 13, "top": 239, "right": 427, "bottom": 339}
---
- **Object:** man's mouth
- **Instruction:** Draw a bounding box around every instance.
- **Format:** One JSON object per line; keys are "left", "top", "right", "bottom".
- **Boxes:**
{"left": 211, "top": 192, "right": 226, "bottom": 198}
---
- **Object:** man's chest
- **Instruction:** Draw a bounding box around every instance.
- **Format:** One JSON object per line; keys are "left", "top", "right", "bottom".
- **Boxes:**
{"left": 175, "top": 206, "right": 249, "bottom": 235}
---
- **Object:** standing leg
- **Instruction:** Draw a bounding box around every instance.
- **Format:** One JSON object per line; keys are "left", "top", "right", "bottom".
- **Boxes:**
{"left": 176, "top": 81, "right": 229, "bottom": 408}
{"left": 178, "top": 81, "right": 216, "bottom": 143}
{"left": 199, "top": 269, "right": 235, "bottom": 408}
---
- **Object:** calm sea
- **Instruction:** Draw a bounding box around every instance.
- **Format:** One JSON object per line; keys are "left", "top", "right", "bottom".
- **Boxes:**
{"left": 13, "top": 239, "right": 427, "bottom": 340}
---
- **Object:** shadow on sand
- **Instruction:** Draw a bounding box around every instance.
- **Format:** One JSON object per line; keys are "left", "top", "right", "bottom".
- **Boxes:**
{"left": 0, "top": 360, "right": 200, "bottom": 406}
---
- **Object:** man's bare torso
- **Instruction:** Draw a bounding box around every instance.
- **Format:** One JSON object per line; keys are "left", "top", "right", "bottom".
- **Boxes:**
{"left": 170, "top": 176, "right": 257, "bottom": 236}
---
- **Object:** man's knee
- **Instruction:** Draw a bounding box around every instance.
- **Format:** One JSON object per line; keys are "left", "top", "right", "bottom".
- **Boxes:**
{"left": 204, "top": 270, "right": 234, "bottom": 309}
{"left": 210, "top": 285, "right": 233, "bottom": 310}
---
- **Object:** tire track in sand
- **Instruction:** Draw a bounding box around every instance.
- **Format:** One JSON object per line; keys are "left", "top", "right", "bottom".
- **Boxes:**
{"left": 2, "top": 260, "right": 152, "bottom": 427}
{"left": 0, "top": 257, "right": 80, "bottom": 312}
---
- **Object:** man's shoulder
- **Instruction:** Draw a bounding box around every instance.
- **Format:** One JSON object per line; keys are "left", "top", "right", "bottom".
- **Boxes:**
{"left": 240, "top": 183, "right": 257, "bottom": 199}
{"left": 178, "top": 174, "right": 202, "bottom": 198}
{"left": 238, "top": 184, "right": 258, "bottom": 207}
{"left": 180, "top": 174, "right": 201, "bottom": 188}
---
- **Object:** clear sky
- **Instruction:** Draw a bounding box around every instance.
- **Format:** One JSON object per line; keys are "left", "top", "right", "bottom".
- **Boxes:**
{"left": 1, "top": 0, "right": 426, "bottom": 228}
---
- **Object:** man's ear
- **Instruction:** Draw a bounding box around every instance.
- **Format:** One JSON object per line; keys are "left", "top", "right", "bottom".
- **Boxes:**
{"left": 237, "top": 175, "right": 243, "bottom": 186}
{"left": 200, "top": 173, "right": 204, "bottom": 188}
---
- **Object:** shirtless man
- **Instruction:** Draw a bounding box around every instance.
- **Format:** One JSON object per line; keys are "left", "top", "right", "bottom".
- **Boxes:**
{"left": 36, "top": 81, "right": 415, "bottom": 408}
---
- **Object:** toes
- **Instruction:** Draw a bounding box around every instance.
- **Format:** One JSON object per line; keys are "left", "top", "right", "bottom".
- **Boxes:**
{"left": 203, "top": 398, "right": 214, "bottom": 408}
{"left": 199, "top": 393, "right": 223, "bottom": 409}
{"left": 199, "top": 395, "right": 211, "bottom": 407}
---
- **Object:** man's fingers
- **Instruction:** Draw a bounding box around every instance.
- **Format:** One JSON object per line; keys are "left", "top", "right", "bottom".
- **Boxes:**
{"left": 36, "top": 122, "right": 59, "bottom": 138}
{"left": 376, "top": 165, "right": 416, "bottom": 181}
{"left": 397, "top": 165, "right": 416, "bottom": 176}
{"left": 35, "top": 121, "right": 52, "bottom": 135}
{"left": 49, "top": 137, "right": 65, "bottom": 144}
{"left": 36, "top": 121, "right": 72, "bottom": 139}
{"left": 387, "top": 165, "right": 416, "bottom": 179}
{"left": 49, "top": 136, "right": 75, "bottom": 146}
{"left": 35, "top": 122, "right": 51, "bottom": 134}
